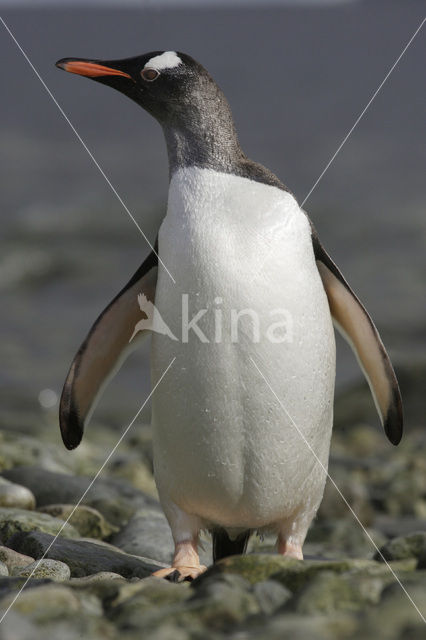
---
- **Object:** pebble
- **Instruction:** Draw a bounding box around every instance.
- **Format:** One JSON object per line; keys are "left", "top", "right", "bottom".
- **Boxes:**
{"left": 39, "top": 504, "right": 118, "bottom": 539}
{"left": 0, "top": 545, "right": 34, "bottom": 572}
{"left": 7, "top": 530, "right": 164, "bottom": 578}
{"left": 375, "top": 531, "right": 426, "bottom": 562}
{"left": 0, "top": 507, "right": 79, "bottom": 541}
{"left": 0, "top": 477, "right": 36, "bottom": 510}
{"left": 12, "top": 558, "right": 71, "bottom": 581}
{"left": 1, "top": 467, "right": 159, "bottom": 526}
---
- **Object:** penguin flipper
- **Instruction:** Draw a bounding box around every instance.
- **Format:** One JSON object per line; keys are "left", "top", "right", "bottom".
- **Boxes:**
{"left": 59, "top": 249, "right": 158, "bottom": 450}
{"left": 312, "top": 231, "right": 403, "bottom": 445}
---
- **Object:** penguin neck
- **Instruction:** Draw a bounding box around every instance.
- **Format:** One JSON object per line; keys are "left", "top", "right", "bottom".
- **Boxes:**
{"left": 163, "top": 113, "right": 245, "bottom": 179}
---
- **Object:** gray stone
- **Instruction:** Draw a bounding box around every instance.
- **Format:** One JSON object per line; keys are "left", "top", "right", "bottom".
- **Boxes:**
{"left": 110, "top": 576, "right": 192, "bottom": 630}
{"left": 290, "top": 570, "right": 376, "bottom": 614}
{"left": 375, "top": 531, "right": 426, "bottom": 562}
{"left": 1, "top": 466, "right": 160, "bottom": 526}
{"left": 197, "top": 553, "right": 375, "bottom": 590}
{"left": 12, "top": 558, "right": 71, "bottom": 581}
{"left": 0, "top": 431, "right": 71, "bottom": 475}
{"left": 0, "top": 611, "right": 47, "bottom": 640}
{"left": 359, "top": 576, "right": 426, "bottom": 639}
{"left": 7, "top": 531, "right": 164, "bottom": 578}
{"left": 373, "top": 515, "right": 426, "bottom": 539}
{"left": 106, "top": 452, "right": 158, "bottom": 499}
{"left": 111, "top": 573, "right": 259, "bottom": 633}
{"left": 0, "top": 583, "right": 79, "bottom": 620}
{"left": 253, "top": 579, "right": 292, "bottom": 614}
{"left": 69, "top": 571, "right": 127, "bottom": 586}
{"left": 110, "top": 508, "right": 174, "bottom": 564}
{"left": 0, "top": 576, "right": 53, "bottom": 600}
{"left": 39, "top": 504, "right": 118, "bottom": 539}
{"left": 0, "top": 545, "right": 34, "bottom": 572}
{"left": 0, "top": 561, "right": 8, "bottom": 576}
{"left": 0, "top": 507, "right": 79, "bottom": 541}
{"left": 306, "top": 519, "right": 387, "bottom": 558}
{"left": 110, "top": 508, "right": 212, "bottom": 566}
{"left": 234, "top": 612, "right": 355, "bottom": 640}
{"left": 0, "top": 477, "right": 36, "bottom": 510}
{"left": 0, "top": 583, "right": 116, "bottom": 638}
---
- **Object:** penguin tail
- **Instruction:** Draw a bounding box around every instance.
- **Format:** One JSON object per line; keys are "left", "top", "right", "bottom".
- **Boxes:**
{"left": 212, "top": 529, "right": 251, "bottom": 563}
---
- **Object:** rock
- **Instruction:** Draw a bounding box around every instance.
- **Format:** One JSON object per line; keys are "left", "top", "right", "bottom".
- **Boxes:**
{"left": 272, "top": 557, "right": 403, "bottom": 594}
{"left": 110, "top": 508, "right": 212, "bottom": 566}
{"left": 253, "top": 579, "right": 292, "bottom": 614}
{"left": 373, "top": 515, "right": 426, "bottom": 538}
{"left": 110, "top": 508, "right": 173, "bottom": 564}
{"left": 111, "top": 573, "right": 259, "bottom": 633}
{"left": 39, "top": 504, "right": 118, "bottom": 539}
{"left": 12, "top": 559, "right": 71, "bottom": 581}
{"left": 110, "top": 576, "right": 191, "bottom": 630}
{"left": 0, "top": 507, "right": 79, "bottom": 541}
{"left": 1, "top": 466, "right": 160, "bottom": 526}
{"left": 196, "top": 553, "right": 375, "bottom": 590}
{"left": 375, "top": 532, "right": 426, "bottom": 562}
{"left": 235, "top": 611, "right": 356, "bottom": 640}
{"left": 188, "top": 572, "right": 260, "bottom": 628}
{"left": 0, "top": 431, "right": 71, "bottom": 475}
{"left": 306, "top": 519, "right": 387, "bottom": 559}
{"left": 317, "top": 466, "right": 374, "bottom": 524}
{"left": 191, "top": 572, "right": 252, "bottom": 600}
{"left": 7, "top": 531, "right": 164, "bottom": 578}
{"left": 0, "top": 546, "right": 35, "bottom": 573}
{"left": 0, "top": 477, "right": 36, "bottom": 510}
{"left": 195, "top": 554, "right": 301, "bottom": 586}
{"left": 0, "top": 576, "right": 53, "bottom": 599}
{"left": 359, "top": 576, "right": 426, "bottom": 639}
{"left": 69, "top": 571, "right": 127, "bottom": 586}
{"left": 0, "top": 611, "right": 47, "bottom": 640}
{"left": 107, "top": 453, "right": 158, "bottom": 499}
{"left": 0, "top": 561, "right": 8, "bottom": 576}
{"left": 416, "top": 552, "right": 426, "bottom": 570}
{"left": 0, "top": 583, "right": 115, "bottom": 638}
{"left": 290, "top": 570, "right": 378, "bottom": 614}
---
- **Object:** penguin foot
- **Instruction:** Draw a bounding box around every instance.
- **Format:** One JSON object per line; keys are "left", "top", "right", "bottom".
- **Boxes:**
{"left": 152, "top": 564, "right": 207, "bottom": 582}
{"left": 152, "top": 539, "right": 207, "bottom": 582}
{"left": 277, "top": 537, "right": 304, "bottom": 559}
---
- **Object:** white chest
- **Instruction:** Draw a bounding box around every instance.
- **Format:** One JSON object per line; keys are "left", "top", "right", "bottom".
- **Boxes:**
{"left": 151, "top": 167, "right": 335, "bottom": 529}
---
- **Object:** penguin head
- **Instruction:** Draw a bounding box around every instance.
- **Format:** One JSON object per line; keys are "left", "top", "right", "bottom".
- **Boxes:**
{"left": 55, "top": 51, "right": 228, "bottom": 129}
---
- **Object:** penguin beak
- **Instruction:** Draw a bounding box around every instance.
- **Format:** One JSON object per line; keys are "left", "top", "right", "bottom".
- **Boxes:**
{"left": 55, "top": 58, "right": 132, "bottom": 80}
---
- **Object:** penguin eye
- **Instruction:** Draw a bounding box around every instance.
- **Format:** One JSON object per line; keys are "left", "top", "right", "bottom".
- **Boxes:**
{"left": 141, "top": 68, "right": 160, "bottom": 82}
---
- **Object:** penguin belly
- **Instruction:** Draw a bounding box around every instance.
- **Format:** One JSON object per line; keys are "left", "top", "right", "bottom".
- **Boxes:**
{"left": 151, "top": 167, "right": 336, "bottom": 532}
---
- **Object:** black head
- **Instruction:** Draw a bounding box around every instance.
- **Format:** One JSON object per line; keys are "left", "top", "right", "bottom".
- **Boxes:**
{"left": 55, "top": 50, "right": 286, "bottom": 189}
{"left": 57, "top": 51, "right": 217, "bottom": 124}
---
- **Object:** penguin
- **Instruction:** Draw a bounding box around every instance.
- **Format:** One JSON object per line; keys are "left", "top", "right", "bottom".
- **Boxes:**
{"left": 55, "top": 51, "right": 403, "bottom": 581}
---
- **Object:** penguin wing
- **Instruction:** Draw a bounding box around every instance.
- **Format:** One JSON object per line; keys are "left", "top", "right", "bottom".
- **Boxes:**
{"left": 59, "top": 249, "right": 158, "bottom": 450}
{"left": 312, "top": 229, "right": 403, "bottom": 445}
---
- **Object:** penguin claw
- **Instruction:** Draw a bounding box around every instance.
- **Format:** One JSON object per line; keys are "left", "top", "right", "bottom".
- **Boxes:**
{"left": 152, "top": 565, "right": 207, "bottom": 582}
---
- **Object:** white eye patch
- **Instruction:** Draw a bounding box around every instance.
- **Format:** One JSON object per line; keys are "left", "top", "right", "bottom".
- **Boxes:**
{"left": 144, "top": 51, "right": 182, "bottom": 71}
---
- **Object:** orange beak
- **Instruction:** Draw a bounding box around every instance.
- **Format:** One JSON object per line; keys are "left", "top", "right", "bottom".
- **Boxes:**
{"left": 56, "top": 59, "right": 132, "bottom": 79}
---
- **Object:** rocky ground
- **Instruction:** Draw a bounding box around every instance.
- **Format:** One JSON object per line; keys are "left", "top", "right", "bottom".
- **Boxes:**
{"left": 0, "top": 362, "right": 425, "bottom": 639}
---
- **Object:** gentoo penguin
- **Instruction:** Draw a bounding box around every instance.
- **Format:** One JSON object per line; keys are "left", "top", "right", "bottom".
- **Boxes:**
{"left": 56, "top": 51, "right": 403, "bottom": 580}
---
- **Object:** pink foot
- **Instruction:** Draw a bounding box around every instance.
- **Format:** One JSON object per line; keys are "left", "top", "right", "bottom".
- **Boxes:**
{"left": 277, "top": 536, "right": 304, "bottom": 559}
{"left": 152, "top": 564, "right": 207, "bottom": 582}
{"left": 152, "top": 539, "right": 207, "bottom": 582}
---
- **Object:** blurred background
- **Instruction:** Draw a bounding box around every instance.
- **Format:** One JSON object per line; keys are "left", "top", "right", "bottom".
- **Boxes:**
{"left": 0, "top": 0, "right": 425, "bottom": 440}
